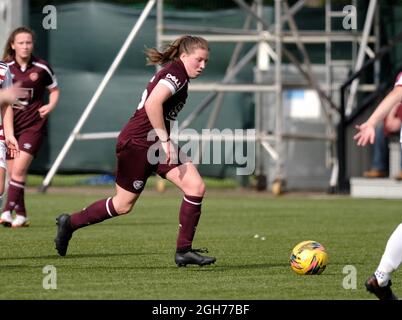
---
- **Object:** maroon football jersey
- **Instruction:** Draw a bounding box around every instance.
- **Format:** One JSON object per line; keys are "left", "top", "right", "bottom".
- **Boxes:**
{"left": 118, "top": 59, "right": 189, "bottom": 148}
{"left": 7, "top": 56, "right": 57, "bottom": 135}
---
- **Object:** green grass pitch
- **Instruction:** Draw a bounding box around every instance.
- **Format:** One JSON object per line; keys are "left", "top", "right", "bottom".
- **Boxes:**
{"left": 0, "top": 186, "right": 401, "bottom": 300}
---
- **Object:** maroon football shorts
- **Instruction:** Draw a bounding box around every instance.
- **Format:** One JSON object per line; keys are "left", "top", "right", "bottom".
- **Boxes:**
{"left": 115, "top": 139, "right": 183, "bottom": 194}
{"left": 7, "top": 129, "right": 45, "bottom": 159}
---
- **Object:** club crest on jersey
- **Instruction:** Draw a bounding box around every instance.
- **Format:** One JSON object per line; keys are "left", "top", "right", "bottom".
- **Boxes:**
{"left": 133, "top": 180, "right": 144, "bottom": 190}
{"left": 23, "top": 143, "right": 32, "bottom": 150}
{"left": 29, "top": 72, "right": 39, "bottom": 82}
{"left": 166, "top": 73, "right": 181, "bottom": 88}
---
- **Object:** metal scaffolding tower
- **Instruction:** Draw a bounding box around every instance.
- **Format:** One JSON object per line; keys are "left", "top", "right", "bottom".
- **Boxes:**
{"left": 156, "top": 0, "right": 380, "bottom": 193}
{"left": 41, "top": 0, "right": 380, "bottom": 193}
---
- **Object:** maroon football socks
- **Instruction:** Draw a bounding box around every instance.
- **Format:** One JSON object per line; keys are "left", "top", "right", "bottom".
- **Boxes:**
{"left": 70, "top": 197, "right": 118, "bottom": 230}
{"left": 176, "top": 195, "right": 203, "bottom": 252}
{"left": 4, "top": 179, "right": 26, "bottom": 216}
{"left": 66, "top": 193, "right": 204, "bottom": 251}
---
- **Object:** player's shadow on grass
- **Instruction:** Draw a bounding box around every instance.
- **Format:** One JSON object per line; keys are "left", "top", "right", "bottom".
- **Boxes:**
{"left": 169, "top": 263, "right": 290, "bottom": 272}
{"left": 96, "top": 221, "right": 176, "bottom": 228}
{"left": 218, "top": 263, "right": 288, "bottom": 270}
{"left": 4, "top": 251, "right": 159, "bottom": 260}
{"left": 64, "top": 252, "right": 160, "bottom": 259}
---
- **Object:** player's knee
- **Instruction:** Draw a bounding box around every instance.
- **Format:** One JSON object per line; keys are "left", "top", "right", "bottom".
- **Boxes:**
{"left": 186, "top": 179, "right": 205, "bottom": 197}
{"left": 198, "top": 180, "right": 206, "bottom": 196}
{"left": 114, "top": 202, "right": 134, "bottom": 215}
{"left": 11, "top": 170, "right": 28, "bottom": 181}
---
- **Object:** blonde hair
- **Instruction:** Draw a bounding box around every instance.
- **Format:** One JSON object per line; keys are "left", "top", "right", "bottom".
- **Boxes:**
{"left": 145, "top": 35, "right": 209, "bottom": 65}
{"left": 3, "top": 26, "right": 35, "bottom": 61}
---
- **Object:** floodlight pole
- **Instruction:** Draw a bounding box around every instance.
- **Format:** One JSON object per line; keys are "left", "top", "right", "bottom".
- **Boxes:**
{"left": 40, "top": 0, "right": 156, "bottom": 193}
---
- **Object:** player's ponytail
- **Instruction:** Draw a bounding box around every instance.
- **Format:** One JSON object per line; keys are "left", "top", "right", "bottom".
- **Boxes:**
{"left": 145, "top": 35, "right": 209, "bottom": 66}
{"left": 2, "top": 26, "right": 36, "bottom": 61}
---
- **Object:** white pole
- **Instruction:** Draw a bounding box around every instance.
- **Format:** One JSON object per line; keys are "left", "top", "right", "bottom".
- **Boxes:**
{"left": 345, "top": 0, "right": 377, "bottom": 116}
{"left": 274, "top": 0, "right": 283, "bottom": 181}
{"left": 40, "top": 0, "right": 156, "bottom": 192}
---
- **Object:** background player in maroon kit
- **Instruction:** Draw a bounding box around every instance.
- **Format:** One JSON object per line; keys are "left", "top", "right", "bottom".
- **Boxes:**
{"left": 0, "top": 27, "right": 59, "bottom": 228}
{"left": 55, "top": 35, "right": 216, "bottom": 267}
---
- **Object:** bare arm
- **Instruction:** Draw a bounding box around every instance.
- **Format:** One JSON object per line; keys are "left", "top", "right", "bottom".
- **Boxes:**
{"left": 1, "top": 103, "right": 19, "bottom": 158}
{"left": 366, "top": 87, "right": 402, "bottom": 127}
{"left": 354, "top": 86, "right": 402, "bottom": 146}
{"left": 144, "top": 83, "right": 171, "bottom": 142}
{"left": 1, "top": 103, "right": 14, "bottom": 136}
{"left": 384, "top": 103, "right": 402, "bottom": 133}
{"left": 0, "top": 85, "right": 23, "bottom": 105}
{"left": 144, "top": 83, "right": 175, "bottom": 164}
{"left": 38, "top": 87, "right": 60, "bottom": 118}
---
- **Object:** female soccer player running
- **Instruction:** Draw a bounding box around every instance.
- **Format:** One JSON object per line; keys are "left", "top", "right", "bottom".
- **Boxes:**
{"left": 55, "top": 35, "right": 216, "bottom": 267}
{"left": 354, "top": 72, "right": 402, "bottom": 300}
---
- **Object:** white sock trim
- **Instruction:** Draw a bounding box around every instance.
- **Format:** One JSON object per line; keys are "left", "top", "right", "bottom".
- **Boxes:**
{"left": 105, "top": 197, "right": 113, "bottom": 217}
{"left": 183, "top": 196, "right": 202, "bottom": 206}
{"left": 9, "top": 181, "right": 25, "bottom": 189}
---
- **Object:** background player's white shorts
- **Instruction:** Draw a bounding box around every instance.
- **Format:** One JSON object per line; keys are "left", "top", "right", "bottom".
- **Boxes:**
{"left": 0, "top": 141, "right": 7, "bottom": 169}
